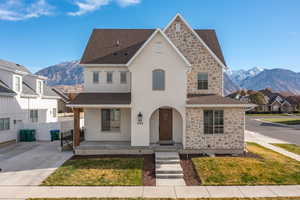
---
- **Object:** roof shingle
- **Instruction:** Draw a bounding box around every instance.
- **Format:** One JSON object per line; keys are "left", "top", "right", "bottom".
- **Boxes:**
{"left": 69, "top": 93, "right": 131, "bottom": 105}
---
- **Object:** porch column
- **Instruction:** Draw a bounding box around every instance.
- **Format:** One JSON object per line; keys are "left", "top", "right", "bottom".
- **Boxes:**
{"left": 73, "top": 108, "right": 80, "bottom": 147}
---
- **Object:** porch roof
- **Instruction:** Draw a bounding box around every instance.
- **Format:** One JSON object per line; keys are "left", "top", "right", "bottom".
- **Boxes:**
{"left": 67, "top": 92, "right": 131, "bottom": 108}
{"left": 186, "top": 94, "right": 255, "bottom": 108}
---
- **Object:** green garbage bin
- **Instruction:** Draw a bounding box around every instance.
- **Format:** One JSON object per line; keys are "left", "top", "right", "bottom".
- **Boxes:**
{"left": 19, "top": 129, "right": 36, "bottom": 142}
{"left": 50, "top": 130, "right": 60, "bottom": 141}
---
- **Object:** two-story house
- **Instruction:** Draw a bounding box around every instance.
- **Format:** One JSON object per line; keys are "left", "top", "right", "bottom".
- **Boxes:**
{"left": 69, "top": 14, "right": 253, "bottom": 155}
{"left": 0, "top": 59, "right": 59, "bottom": 144}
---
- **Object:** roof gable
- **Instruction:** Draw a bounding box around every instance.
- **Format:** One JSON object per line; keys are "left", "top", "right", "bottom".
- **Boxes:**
{"left": 127, "top": 29, "right": 191, "bottom": 67}
{"left": 164, "top": 13, "right": 227, "bottom": 68}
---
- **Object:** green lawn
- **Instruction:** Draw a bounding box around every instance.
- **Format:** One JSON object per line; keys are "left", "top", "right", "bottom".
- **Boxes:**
{"left": 27, "top": 198, "right": 300, "bottom": 200}
{"left": 41, "top": 157, "right": 143, "bottom": 186}
{"left": 262, "top": 118, "right": 300, "bottom": 125}
{"left": 272, "top": 143, "right": 300, "bottom": 155}
{"left": 192, "top": 142, "right": 300, "bottom": 185}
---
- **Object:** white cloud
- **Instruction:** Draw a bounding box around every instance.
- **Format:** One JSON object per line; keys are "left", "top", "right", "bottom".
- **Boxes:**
{"left": 68, "top": 0, "right": 140, "bottom": 16}
{"left": 116, "top": 0, "right": 140, "bottom": 7}
{"left": 0, "top": 0, "right": 53, "bottom": 21}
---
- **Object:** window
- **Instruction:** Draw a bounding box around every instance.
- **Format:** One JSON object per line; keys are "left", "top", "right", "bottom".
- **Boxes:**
{"left": 0, "top": 118, "right": 10, "bottom": 131}
{"left": 53, "top": 108, "right": 57, "bottom": 118}
{"left": 93, "top": 71, "right": 99, "bottom": 84}
{"left": 30, "top": 110, "right": 38, "bottom": 123}
{"left": 204, "top": 110, "right": 224, "bottom": 134}
{"left": 197, "top": 73, "right": 208, "bottom": 90}
{"left": 120, "top": 71, "right": 127, "bottom": 84}
{"left": 101, "top": 109, "right": 120, "bottom": 132}
{"left": 37, "top": 80, "right": 42, "bottom": 94}
{"left": 14, "top": 76, "right": 21, "bottom": 92}
{"left": 175, "top": 23, "right": 181, "bottom": 32}
{"left": 152, "top": 69, "right": 165, "bottom": 90}
{"left": 107, "top": 72, "right": 113, "bottom": 84}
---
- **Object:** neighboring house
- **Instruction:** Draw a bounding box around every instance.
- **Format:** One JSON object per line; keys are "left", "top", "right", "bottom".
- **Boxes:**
{"left": 52, "top": 87, "right": 71, "bottom": 113}
{"left": 68, "top": 14, "right": 252, "bottom": 155}
{"left": 259, "top": 88, "right": 296, "bottom": 113}
{"left": 0, "top": 59, "right": 60, "bottom": 144}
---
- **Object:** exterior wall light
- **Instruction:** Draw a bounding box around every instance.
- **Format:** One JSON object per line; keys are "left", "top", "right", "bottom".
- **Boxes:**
{"left": 137, "top": 112, "right": 143, "bottom": 125}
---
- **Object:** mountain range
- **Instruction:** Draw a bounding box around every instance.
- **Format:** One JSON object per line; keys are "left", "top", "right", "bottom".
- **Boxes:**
{"left": 35, "top": 61, "right": 300, "bottom": 95}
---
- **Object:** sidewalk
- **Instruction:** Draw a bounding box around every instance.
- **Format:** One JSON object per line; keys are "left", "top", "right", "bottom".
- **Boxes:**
{"left": 245, "top": 130, "right": 300, "bottom": 161}
{"left": 1, "top": 185, "right": 300, "bottom": 199}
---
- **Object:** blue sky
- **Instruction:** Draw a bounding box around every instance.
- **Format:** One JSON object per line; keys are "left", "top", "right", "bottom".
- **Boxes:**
{"left": 0, "top": 0, "right": 299, "bottom": 73}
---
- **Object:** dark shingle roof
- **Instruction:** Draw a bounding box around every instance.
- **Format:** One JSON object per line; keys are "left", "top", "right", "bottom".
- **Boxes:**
{"left": 69, "top": 93, "right": 131, "bottom": 105}
{"left": 22, "top": 81, "right": 38, "bottom": 96}
{"left": 187, "top": 94, "right": 246, "bottom": 105}
{"left": 0, "top": 80, "right": 16, "bottom": 96}
{"left": 43, "top": 85, "right": 60, "bottom": 97}
{"left": 80, "top": 29, "right": 226, "bottom": 66}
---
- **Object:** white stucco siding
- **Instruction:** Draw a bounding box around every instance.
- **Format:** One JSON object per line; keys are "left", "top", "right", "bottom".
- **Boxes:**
{"left": 84, "top": 108, "right": 131, "bottom": 141}
{"left": 130, "top": 32, "right": 187, "bottom": 146}
{"left": 84, "top": 67, "right": 131, "bottom": 93}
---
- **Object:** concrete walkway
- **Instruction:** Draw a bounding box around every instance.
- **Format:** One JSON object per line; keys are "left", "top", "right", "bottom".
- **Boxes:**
{"left": 0, "top": 142, "right": 72, "bottom": 186}
{"left": 246, "top": 130, "right": 300, "bottom": 161}
{"left": 1, "top": 185, "right": 300, "bottom": 199}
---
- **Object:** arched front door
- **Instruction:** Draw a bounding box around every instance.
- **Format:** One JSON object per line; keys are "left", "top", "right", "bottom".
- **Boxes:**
{"left": 159, "top": 108, "right": 173, "bottom": 144}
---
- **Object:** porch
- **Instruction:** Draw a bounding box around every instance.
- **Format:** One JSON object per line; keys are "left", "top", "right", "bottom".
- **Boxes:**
{"left": 74, "top": 141, "right": 184, "bottom": 155}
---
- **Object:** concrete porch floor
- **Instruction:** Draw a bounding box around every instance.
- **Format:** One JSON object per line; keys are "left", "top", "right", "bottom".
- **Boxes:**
{"left": 75, "top": 141, "right": 183, "bottom": 155}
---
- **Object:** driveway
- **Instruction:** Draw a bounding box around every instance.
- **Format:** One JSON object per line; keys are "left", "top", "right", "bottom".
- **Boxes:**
{"left": 246, "top": 116, "right": 300, "bottom": 145}
{"left": 0, "top": 142, "right": 72, "bottom": 186}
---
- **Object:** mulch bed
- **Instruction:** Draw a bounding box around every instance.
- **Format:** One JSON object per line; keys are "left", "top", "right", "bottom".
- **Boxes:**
{"left": 70, "top": 154, "right": 155, "bottom": 186}
{"left": 179, "top": 154, "right": 202, "bottom": 186}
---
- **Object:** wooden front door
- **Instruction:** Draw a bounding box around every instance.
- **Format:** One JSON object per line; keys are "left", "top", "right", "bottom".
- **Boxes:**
{"left": 159, "top": 108, "right": 173, "bottom": 142}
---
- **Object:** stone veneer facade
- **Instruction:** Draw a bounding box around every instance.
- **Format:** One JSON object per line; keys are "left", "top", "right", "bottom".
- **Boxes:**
{"left": 165, "top": 16, "right": 245, "bottom": 153}
{"left": 165, "top": 16, "right": 223, "bottom": 96}
{"left": 185, "top": 108, "right": 245, "bottom": 152}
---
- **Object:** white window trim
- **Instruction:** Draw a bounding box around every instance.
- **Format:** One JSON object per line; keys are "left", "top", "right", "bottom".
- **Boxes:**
{"left": 13, "top": 74, "right": 22, "bottom": 93}
{"left": 92, "top": 71, "right": 100, "bottom": 84}
{"left": 119, "top": 71, "right": 128, "bottom": 84}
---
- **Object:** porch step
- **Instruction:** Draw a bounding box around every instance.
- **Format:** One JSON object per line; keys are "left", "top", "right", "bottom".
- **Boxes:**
{"left": 155, "top": 151, "right": 185, "bottom": 185}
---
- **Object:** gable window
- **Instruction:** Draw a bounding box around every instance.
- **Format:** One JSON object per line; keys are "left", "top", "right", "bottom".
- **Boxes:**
{"left": 14, "top": 76, "right": 21, "bottom": 92}
{"left": 37, "top": 80, "right": 43, "bottom": 94}
{"left": 197, "top": 73, "right": 208, "bottom": 90}
{"left": 107, "top": 72, "right": 113, "bottom": 84}
{"left": 204, "top": 110, "right": 224, "bottom": 134}
{"left": 152, "top": 69, "right": 165, "bottom": 91}
{"left": 0, "top": 118, "right": 10, "bottom": 131}
{"left": 101, "top": 109, "right": 120, "bottom": 132}
{"left": 120, "top": 71, "right": 127, "bottom": 84}
{"left": 30, "top": 110, "right": 38, "bottom": 123}
{"left": 93, "top": 71, "right": 99, "bottom": 84}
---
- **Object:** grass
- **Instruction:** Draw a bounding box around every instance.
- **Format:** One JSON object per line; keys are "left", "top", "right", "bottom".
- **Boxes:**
{"left": 262, "top": 118, "right": 300, "bottom": 125}
{"left": 41, "top": 157, "right": 144, "bottom": 186}
{"left": 192, "top": 142, "right": 300, "bottom": 185}
{"left": 27, "top": 198, "right": 300, "bottom": 200}
{"left": 272, "top": 143, "right": 300, "bottom": 155}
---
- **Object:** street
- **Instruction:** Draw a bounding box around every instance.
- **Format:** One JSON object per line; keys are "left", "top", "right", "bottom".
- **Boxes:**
{"left": 246, "top": 116, "right": 300, "bottom": 145}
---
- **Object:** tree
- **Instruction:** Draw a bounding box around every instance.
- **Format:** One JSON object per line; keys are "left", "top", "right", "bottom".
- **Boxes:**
{"left": 249, "top": 92, "right": 267, "bottom": 105}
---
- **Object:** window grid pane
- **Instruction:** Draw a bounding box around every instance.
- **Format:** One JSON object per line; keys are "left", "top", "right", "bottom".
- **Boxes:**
{"left": 101, "top": 109, "right": 120, "bottom": 132}
{"left": 107, "top": 72, "right": 113, "bottom": 83}
{"left": 204, "top": 110, "right": 224, "bottom": 134}
{"left": 152, "top": 70, "right": 165, "bottom": 90}
{"left": 120, "top": 72, "right": 127, "bottom": 84}
{"left": 93, "top": 72, "right": 99, "bottom": 83}
{"left": 197, "top": 73, "right": 208, "bottom": 90}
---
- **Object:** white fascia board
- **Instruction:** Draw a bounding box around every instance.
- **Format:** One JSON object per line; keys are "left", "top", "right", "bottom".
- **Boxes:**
{"left": 27, "top": 74, "right": 48, "bottom": 80}
{"left": 0, "top": 93, "right": 16, "bottom": 97}
{"left": 163, "top": 13, "right": 227, "bottom": 69}
{"left": 126, "top": 28, "right": 191, "bottom": 67}
{"left": 82, "top": 64, "right": 127, "bottom": 67}
{"left": 67, "top": 104, "right": 132, "bottom": 108}
{"left": 41, "top": 96, "right": 61, "bottom": 99}
{"left": 20, "top": 94, "right": 38, "bottom": 98}
{"left": 186, "top": 104, "right": 256, "bottom": 108}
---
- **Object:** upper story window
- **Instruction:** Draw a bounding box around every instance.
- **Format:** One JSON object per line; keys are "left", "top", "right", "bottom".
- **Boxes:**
{"left": 120, "top": 71, "right": 127, "bottom": 84}
{"left": 37, "top": 80, "right": 43, "bottom": 94}
{"left": 93, "top": 71, "right": 99, "bottom": 84}
{"left": 13, "top": 75, "right": 21, "bottom": 92}
{"left": 107, "top": 72, "right": 113, "bottom": 84}
{"left": 204, "top": 110, "right": 224, "bottom": 134}
{"left": 197, "top": 73, "right": 208, "bottom": 90}
{"left": 152, "top": 69, "right": 165, "bottom": 91}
